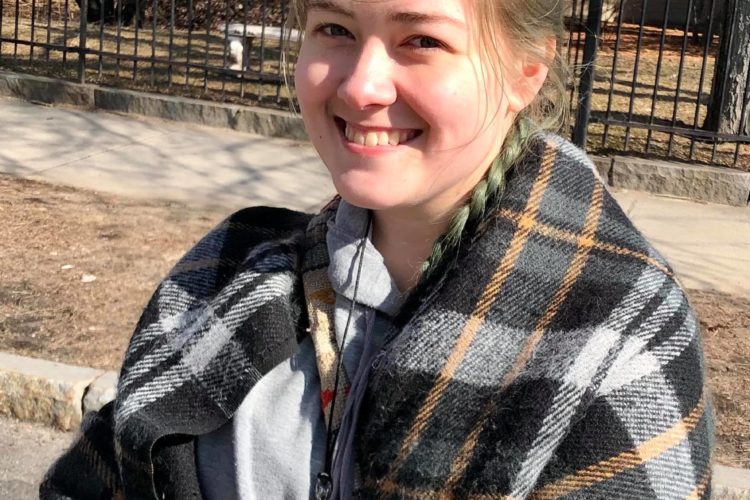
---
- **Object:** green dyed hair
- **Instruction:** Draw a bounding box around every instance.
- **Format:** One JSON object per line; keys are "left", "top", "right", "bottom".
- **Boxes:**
{"left": 419, "top": 0, "right": 569, "bottom": 276}
{"left": 420, "top": 117, "right": 532, "bottom": 274}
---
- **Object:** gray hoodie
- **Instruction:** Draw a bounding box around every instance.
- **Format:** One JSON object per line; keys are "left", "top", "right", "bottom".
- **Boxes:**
{"left": 195, "top": 201, "right": 402, "bottom": 499}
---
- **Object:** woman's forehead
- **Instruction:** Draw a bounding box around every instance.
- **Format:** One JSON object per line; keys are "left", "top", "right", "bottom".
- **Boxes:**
{"left": 305, "top": 0, "right": 470, "bottom": 24}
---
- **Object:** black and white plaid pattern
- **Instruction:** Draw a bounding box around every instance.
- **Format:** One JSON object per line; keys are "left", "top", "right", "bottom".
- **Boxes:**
{"left": 41, "top": 206, "right": 314, "bottom": 499}
{"left": 356, "top": 136, "right": 712, "bottom": 498}
{"left": 40, "top": 135, "right": 712, "bottom": 500}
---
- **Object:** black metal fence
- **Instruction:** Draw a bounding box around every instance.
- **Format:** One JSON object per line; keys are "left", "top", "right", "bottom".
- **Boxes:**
{"left": 0, "top": 0, "right": 296, "bottom": 105}
{"left": 2, "top": 0, "right": 749, "bottom": 170}
{"left": 570, "top": 0, "right": 750, "bottom": 169}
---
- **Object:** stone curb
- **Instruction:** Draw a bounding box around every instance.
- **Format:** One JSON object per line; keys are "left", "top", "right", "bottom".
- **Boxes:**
{"left": 591, "top": 155, "right": 750, "bottom": 207}
{"left": 1, "top": 70, "right": 748, "bottom": 207}
{"left": 0, "top": 351, "right": 748, "bottom": 496}
{"left": 0, "top": 70, "right": 308, "bottom": 141}
{"left": 0, "top": 352, "right": 117, "bottom": 431}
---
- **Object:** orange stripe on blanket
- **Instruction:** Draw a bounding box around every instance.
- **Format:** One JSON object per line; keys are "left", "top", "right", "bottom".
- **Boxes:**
{"left": 309, "top": 288, "right": 335, "bottom": 305}
{"left": 496, "top": 209, "right": 673, "bottom": 277}
{"left": 444, "top": 182, "right": 605, "bottom": 492}
{"left": 379, "top": 140, "right": 558, "bottom": 491}
{"left": 531, "top": 396, "right": 706, "bottom": 499}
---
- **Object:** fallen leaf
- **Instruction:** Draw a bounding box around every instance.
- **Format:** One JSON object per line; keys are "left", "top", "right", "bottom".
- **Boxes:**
{"left": 81, "top": 274, "right": 97, "bottom": 283}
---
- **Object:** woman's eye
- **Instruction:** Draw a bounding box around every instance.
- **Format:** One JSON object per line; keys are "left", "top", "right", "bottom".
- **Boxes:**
{"left": 317, "top": 23, "right": 352, "bottom": 38}
{"left": 406, "top": 36, "right": 443, "bottom": 50}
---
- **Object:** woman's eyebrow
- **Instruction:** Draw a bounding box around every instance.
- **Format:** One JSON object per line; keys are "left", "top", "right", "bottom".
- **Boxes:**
{"left": 306, "top": 1, "right": 463, "bottom": 27}
{"left": 388, "top": 11, "right": 463, "bottom": 27}
{"left": 306, "top": 0, "right": 354, "bottom": 18}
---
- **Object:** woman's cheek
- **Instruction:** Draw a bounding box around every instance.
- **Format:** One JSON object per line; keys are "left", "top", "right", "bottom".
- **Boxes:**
{"left": 295, "top": 62, "right": 324, "bottom": 106}
{"left": 408, "top": 70, "right": 485, "bottom": 145}
{"left": 295, "top": 45, "right": 343, "bottom": 103}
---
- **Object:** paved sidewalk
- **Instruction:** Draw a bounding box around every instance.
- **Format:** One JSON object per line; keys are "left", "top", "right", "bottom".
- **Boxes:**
{"left": 612, "top": 190, "right": 750, "bottom": 295}
{"left": 0, "top": 416, "right": 74, "bottom": 499}
{"left": 2, "top": 96, "right": 749, "bottom": 295}
{"left": 1, "top": 97, "right": 332, "bottom": 213}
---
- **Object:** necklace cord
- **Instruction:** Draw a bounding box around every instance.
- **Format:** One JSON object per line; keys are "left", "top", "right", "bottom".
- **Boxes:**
{"left": 322, "top": 210, "right": 372, "bottom": 479}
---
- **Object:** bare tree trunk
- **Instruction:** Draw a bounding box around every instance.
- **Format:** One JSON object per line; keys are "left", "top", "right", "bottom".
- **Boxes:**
{"left": 704, "top": 0, "right": 750, "bottom": 137}
{"left": 580, "top": 0, "right": 620, "bottom": 24}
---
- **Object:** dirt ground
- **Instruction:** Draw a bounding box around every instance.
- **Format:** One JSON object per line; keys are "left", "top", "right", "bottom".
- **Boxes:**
{"left": 692, "top": 290, "right": 750, "bottom": 469}
{"left": 1, "top": 173, "right": 748, "bottom": 469}
{"left": 0, "top": 174, "right": 225, "bottom": 371}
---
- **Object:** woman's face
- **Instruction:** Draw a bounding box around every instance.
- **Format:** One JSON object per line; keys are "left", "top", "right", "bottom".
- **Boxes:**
{"left": 295, "top": 0, "right": 523, "bottom": 215}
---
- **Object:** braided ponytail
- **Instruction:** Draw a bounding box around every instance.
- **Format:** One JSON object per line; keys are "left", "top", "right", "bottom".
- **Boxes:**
{"left": 420, "top": 117, "right": 532, "bottom": 276}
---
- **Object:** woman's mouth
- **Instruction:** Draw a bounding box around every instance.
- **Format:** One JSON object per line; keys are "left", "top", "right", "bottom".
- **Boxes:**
{"left": 334, "top": 117, "right": 422, "bottom": 147}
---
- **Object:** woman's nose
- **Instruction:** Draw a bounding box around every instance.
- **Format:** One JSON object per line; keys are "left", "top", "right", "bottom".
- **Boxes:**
{"left": 337, "top": 40, "right": 397, "bottom": 110}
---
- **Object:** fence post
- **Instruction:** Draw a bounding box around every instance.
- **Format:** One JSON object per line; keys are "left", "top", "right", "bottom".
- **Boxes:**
{"left": 78, "top": 0, "right": 87, "bottom": 83}
{"left": 572, "top": 0, "right": 604, "bottom": 148}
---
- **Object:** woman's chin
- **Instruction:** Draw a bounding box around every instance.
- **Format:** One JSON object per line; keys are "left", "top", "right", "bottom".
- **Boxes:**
{"left": 335, "top": 192, "right": 403, "bottom": 212}
{"left": 332, "top": 181, "right": 409, "bottom": 212}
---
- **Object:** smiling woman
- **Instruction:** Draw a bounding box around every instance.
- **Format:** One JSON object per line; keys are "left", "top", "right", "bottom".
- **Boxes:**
{"left": 42, "top": 0, "right": 713, "bottom": 499}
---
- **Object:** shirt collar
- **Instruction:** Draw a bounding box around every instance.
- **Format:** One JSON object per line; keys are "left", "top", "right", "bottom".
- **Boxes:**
{"left": 326, "top": 200, "right": 403, "bottom": 317}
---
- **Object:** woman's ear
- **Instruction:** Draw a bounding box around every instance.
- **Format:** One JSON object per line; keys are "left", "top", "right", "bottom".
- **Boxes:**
{"left": 505, "top": 38, "right": 555, "bottom": 113}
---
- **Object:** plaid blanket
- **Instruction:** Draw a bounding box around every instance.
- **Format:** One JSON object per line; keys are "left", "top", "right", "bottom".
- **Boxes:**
{"left": 40, "top": 134, "right": 712, "bottom": 499}
{"left": 354, "top": 135, "right": 713, "bottom": 498}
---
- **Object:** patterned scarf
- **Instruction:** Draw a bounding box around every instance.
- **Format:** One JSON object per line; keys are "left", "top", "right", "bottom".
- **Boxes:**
{"left": 304, "top": 135, "right": 713, "bottom": 498}
{"left": 350, "top": 135, "right": 713, "bottom": 497}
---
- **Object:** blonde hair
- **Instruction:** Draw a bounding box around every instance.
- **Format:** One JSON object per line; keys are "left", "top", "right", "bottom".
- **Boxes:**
{"left": 287, "top": 0, "right": 569, "bottom": 276}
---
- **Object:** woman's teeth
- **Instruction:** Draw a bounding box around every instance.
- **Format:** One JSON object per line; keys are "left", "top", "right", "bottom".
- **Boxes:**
{"left": 344, "top": 123, "right": 415, "bottom": 146}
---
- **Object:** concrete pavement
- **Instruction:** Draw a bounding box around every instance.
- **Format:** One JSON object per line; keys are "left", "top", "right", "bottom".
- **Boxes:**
{"left": 0, "top": 416, "right": 74, "bottom": 499}
{"left": 2, "top": 96, "right": 748, "bottom": 296}
{"left": 612, "top": 190, "right": 750, "bottom": 296}
{"left": 1, "top": 97, "right": 332, "bottom": 213}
